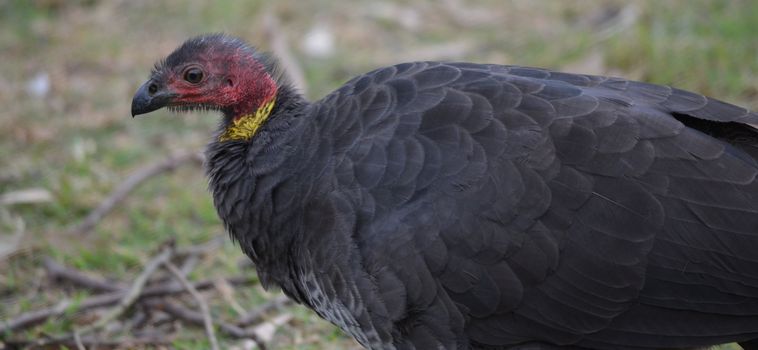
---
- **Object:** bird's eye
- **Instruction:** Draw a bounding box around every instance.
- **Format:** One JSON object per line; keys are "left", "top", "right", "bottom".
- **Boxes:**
{"left": 184, "top": 68, "right": 204, "bottom": 84}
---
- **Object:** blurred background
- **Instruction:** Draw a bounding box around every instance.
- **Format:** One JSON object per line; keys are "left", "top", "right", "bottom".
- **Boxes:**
{"left": 1, "top": 0, "right": 756, "bottom": 349}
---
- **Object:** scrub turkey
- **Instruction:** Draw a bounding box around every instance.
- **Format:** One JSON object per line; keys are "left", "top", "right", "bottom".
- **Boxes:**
{"left": 132, "top": 34, "right": 758, "bottom": 350}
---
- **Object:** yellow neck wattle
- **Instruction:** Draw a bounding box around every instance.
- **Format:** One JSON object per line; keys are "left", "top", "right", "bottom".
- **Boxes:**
{"left": 219, "top": 97, "right": 277, "bottom": 142}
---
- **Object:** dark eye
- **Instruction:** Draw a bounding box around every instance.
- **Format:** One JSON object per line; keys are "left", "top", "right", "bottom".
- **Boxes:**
{"left": 183, "top": 68, "right": 204, "bottom": 84}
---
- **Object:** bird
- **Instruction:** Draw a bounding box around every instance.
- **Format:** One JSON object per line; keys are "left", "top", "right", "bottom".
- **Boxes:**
{"left": 131, "top": 34, "right": 758, "bottom": 350}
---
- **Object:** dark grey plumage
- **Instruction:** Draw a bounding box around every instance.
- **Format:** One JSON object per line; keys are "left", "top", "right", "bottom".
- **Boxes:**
{"left": 151, "top": 36, "right": 758, "bottom": 350}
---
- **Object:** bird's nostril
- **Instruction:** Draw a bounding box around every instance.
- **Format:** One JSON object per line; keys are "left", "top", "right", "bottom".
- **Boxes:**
{"left": 147, "top": 83, "right": 158, "bottom": 95}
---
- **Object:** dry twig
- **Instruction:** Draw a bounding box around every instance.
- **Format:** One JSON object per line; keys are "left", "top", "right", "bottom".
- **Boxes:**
{"left": 44, "top": 257, "right": 124, "bottom": 292}
{"left": 143, "top": 299, "right": 267, "bottom": 349}
{"left": 2, "top": 289, "right": 125, "bottom": 333}
{"left": 2, "top": 270, "right": 254, "bottom": 333}
{"left": 0, "top": 188, "right": 53, "bottom": 206}
{"left": 70, "top": 151, "right": 204, "bottom": 235}
{"left": 7, "top": 246, "right": 175, "bottom": 346}
{"left": 175, "top": 235, "right": 225, "bottom": 257}
{"left": 73, "top": 331, "right": 85, "bottom": 350}
{"left": 263, "top": 12, "right": 308, "bottom": 95}
{"left": 72, "top": 245, "right": 174, "bottom": 337}
{"left": 2, "top": 237, "right": 264, "bottom": 348}
{"left": 251, "top": 313, "right": 292, "bottom": 344}
{"left": 3, "top": 334, "right": 170, "bottom": 349}
{"left": 215, "top": 277, "right": 248, "bottom": 317}
{"left": 163, "top": 261, "right": 220, "bottom": 350}
{"left": 237, "top": 294, "right": 291, "bottom": 327}
{"left": 0, "top": 208, "right": 25, "bottom": 262}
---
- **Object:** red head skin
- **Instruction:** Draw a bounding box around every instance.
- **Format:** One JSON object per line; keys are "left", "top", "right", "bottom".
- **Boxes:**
{"left": 161, "top": 43, "right": 277, "bottom": 120}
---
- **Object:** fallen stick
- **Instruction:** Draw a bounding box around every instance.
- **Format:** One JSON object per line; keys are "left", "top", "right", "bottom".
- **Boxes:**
{"left": 237, "top": 294, "right": 292, "bottom": 327}
{"left": 144, "top": 299, "right": 267, "bottom": 349}
{"left": 4, "top": 247, "right": 173, "bottom": 347}
{"left": 3, "top": 334, "right": 170, "bottom": 349}
{"left": 263, "top": 11, "right": 308, "bottom": 96}
{"left": 44, "top": 236, "right": 222, "bottom": 289}
{"left": 1, "top": 274, "right": 255, "bottom": 333}
{"left": 44, "top": 257, "right": 124, "bottom": 292}
{"left": 73, "top": 331, "right": 85, "bottom": 350}
{"left": 70, "top": 151, "right": 204, "bottom": 235}
{"left": 1, "top": 291, "right": 122, "bottom": 334}
{"left": 0, "top": 208, "right": 26, "bottom": 262}
{"left": 164, "top": 261, "right": 220, "bottom": 350}
{"left": 1, "top": 246, "right": 173, "bottom": 336}
{"left": 3, "top": 240, "right": 254, "bottom": 338}
{"left": 71, "top": 246, "right": 174, "bottom": 339}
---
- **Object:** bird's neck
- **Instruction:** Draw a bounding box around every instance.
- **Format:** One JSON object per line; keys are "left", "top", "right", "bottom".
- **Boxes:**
{"left": 205, "top": 84, "right": 312, "bottom": 287}
{"left": 218, "top": 94, "right": 277, "bottom": 142}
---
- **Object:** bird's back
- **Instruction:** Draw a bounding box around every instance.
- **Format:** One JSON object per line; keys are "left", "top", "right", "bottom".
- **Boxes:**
{"left": 301, "top": 61, "right": 758, "bottom": 349}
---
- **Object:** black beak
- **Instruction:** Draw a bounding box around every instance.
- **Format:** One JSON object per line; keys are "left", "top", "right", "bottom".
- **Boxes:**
{"left": 131, "top": 80, "right": 175, "bottom": 117}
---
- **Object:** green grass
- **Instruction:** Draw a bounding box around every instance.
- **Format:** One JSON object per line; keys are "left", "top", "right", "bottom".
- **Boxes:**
{"left": 604, "top": 1, "right": 758, "bottom": 100}
{"left": 0, "top": 1, "right": 756, "bottom": 349}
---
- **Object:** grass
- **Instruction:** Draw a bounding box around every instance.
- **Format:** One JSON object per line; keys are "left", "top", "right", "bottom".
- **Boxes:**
{"left": 0, "top": 0, "right": 756, "bottom": 349}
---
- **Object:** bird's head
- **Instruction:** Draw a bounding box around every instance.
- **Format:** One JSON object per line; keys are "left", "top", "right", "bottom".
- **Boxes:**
{"left": 131, "top": 34, "right": 278, "bottom": 128}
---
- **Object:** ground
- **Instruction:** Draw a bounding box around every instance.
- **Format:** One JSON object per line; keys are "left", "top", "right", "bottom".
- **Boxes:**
{"left": 0, "top": 0, "right": 756, "bottom": 349}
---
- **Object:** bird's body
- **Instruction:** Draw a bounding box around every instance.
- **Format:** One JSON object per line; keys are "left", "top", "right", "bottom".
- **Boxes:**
{"left": 133, "top": 35, "right": 758, "bottom": 350}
